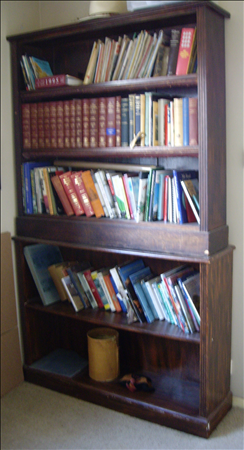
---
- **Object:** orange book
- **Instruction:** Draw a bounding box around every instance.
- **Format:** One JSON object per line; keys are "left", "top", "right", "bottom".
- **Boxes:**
{"left": 81, "top": 170, "right": 105, "bottom": 218}
{"left": 70, "top": 171, "right": 95, "bottom": 218}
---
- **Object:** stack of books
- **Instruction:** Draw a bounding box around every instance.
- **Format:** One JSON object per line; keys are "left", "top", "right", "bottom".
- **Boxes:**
{"left": 21, "top": 162, "right": 200, "bottom": 224}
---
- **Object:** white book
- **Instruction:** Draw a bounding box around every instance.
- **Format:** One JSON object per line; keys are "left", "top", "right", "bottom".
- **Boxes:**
{"left": 111, "top": 173, "right": 131, "bottom": 219}
{"left": 145, "top": 277, "right": 165, "bottom": 320}
{"left": 61, "top": 276, "right": 84, "bottom": 312}
{"left": 94, "top": 171, "right": 115, "bottom": 219}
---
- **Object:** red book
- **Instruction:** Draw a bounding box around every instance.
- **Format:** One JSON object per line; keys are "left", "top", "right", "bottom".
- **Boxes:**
{"left": 115, "top": 96, "right": 121, "bottom": 147}
{"left": 43, "top": 102, "right": 51, "bottom": 148}
{"left": 189, "top": 97, "right": 198, "bottom": 145}
{"left": 82, "top": 269, "right": 104, "bottom": 309}
{"left": 63, "top": 100, "right": 70, "bottom": 148}
{"left": 75, "top": 99, "right": 82, "bottom": 148}
{"left": 51, "top": 175, "right": 74, "bottom": 216}
{"left": 176, "top": 28, "right": 196, "bottom": 76}
{"left": 21, "top": 104, "right": 31, "bottom": 149}
{"left": 35, "top": 74, "right": 82, "bottom": 89}
{"left": 82, "top": 98, "right": 90, "bottom": 148}
{"left": 89, "top": 98, "right": 99, "bottom": 148}
{"left": 30, "top": 103, "right": 38, "bottom": 149}
{"left": 59, "top": 171, "right": 85, "bottom": 216}
{"left": 163, "top": 175, "right": 169, "bottom": 222}
{"left": 37, "top": 102, "right": 45, "bottom": 148}
{"left": 56, "top": 100, "right": 64, "bottom": 148}
{"left": 70, "top": 171, "right": 95, "bottom": 217}
{"left": 49, "top": 101, "right": 57, "bottom": 148}
{"left": 106, "top": 97, "right": 116, "bottom": 147}
{"left": 69, "top": 99, "right": 76, "bottom": 148}
{"left": 98, "top": 97, "right": 106, "bottom": 147}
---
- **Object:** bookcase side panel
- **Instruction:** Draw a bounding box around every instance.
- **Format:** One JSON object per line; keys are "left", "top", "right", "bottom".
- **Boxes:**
{"left": 200, "top": 247, "right": 233, "bottom": 417}
{"left": 197, "top": 7, "right": 227, "bottom": 232}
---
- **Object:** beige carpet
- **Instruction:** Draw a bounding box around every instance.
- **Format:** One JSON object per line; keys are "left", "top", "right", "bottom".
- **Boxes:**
{"left": 1, "top": 382, "right": 243, "bottom": 450}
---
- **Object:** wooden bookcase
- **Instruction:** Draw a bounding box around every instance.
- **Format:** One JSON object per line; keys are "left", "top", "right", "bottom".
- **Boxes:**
{"left": 7, "top": 1, "right": 234, "bottom": 438}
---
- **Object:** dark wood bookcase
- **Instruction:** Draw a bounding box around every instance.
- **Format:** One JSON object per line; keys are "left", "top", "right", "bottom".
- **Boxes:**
{"left": 7, "top": 1, "right": 234, "bottom": 438}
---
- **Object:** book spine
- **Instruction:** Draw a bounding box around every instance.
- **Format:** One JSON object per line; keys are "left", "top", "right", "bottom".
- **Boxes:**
{"left": 97, "top": 272, "right": 116, "bottom": 312}
{"left": 70, "top": 171, "right": 95, "bottom": 217}
{"left": 135, "top": 94, "right": 141, "bottom": 138}
{"left": 42, "top": 167, "right": 54, "bottom": 215}
{"left": 105, "top": 172, "right": 122, "bottom": 218}
{"left": 103, "top": 274, "right": 122, "bottom": 312}
{"left": 175, "top": 28, "right": 195, "bottom": 76}
{"left": 22, "top": 104, "right": 31, "bottom": 149}
{"left": 167, "top": 29, "right": 181, "bottom": 76}
{"left": 83, "top": 270, "right": 104, "bottom": 309}
{"left": 75, "top": 99, "right": 82, "bottom": 148}
{"left": 91, "top": 272, "right": 110, "bottom": 310}
{"left": 43, "top": 102, "right": 51, "bottom": 148}
{"left": 30, "top": 103, "right": 38, "bottom": 149}
{"left": 77, "top": 272, "right": 98, "bottom": 309}
{"left": 98, "top": 97, "right": 106, "bottom": 148}
{"left": 56, "top": 100, "right": 64, "bottom": 148}
{"left": 82, "top": 98, "right": 90, "bottom": 148}
{"left": 174, "top": 98, "right": 183, "bottom": 147}
{"left": 140, "top": 94, "right": 145, "bottom": 146}
{"left": 37, "top": 102, "right": 45, "bottom": 149}
{"left": 128, "top": 94, "right": 135, "bottom": 144}
{"left": 49, "top": 101, "right": 57, "bottom": 149}
{"left": 69, "top": 99, "right": 76, "bottom": 148}
{"left": 115, "top": 96, "right": 121, "bottom": 147}
{"left": 106, "top": 97, "right": 116, "bottom": 147}
{"left": 89, "top": 97, "right": 99, "bottom": 148}
{"left": 35, "top": 74, "right": 66, "bottom": 88}
{"left": 121, "top": 97, "right": 129, "bottom": 147}
{"left": 59, "top": 172, "right": 85, "bottom": 216}
{"left": 189, "top": 97, "right": 198, "bottom": 145}
{"left": 63, "top": 100, "right": 70, "bottom": 148}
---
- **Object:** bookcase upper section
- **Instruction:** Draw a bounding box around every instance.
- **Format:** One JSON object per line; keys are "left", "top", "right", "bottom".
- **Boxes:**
{"left": 7, "top": 1, "right": 230, "bottom": 258}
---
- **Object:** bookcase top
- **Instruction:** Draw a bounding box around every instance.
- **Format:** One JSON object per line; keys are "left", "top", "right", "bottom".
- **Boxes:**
{"left": 6, "top": 1, "right": 230, "bottom": 44}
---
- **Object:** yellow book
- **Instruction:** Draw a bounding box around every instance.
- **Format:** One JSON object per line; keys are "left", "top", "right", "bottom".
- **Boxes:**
{"left": 83, "top": 41, "right": 99, "bottom": 85}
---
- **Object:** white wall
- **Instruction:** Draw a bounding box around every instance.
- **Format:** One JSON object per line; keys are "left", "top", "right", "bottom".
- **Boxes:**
{"left": 1, "top": 0, "right": 243, "bottom": 403}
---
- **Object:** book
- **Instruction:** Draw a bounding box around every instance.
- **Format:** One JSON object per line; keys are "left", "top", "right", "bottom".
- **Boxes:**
{"left": 117, "top": 259, "right": 146, "bottom": 323}
{"left": 141, "top": 275, "right": 160, "bottom": 320}
{"left": 189, "top": 97, "right": 198, "bottom": 145}
{"left": 153, "top": 40, "right": 170, "bottom": 77}
{"left": 174, "top": 284, "right": 196, "bottom": 333}
{"left": 145, "top": 29, "right": 164, "bottom": 78}
{"left": 129, "top": 266, "right": 155, "bottom": 323}
{"left": 111, "top": 173, "right": 130, "bottom": 219}
{"left": 98, "top": 97, "right": 107, "bottom": 147}
{"left": 81, "top": 170, "right": 105, "bottom": 218}
{"left": 59, "top": 171, "right": 85, "bottom": 216}
{"left": 21, "top": 104, "right": 31, "bottom": 148}
{"left": 121, "top": 97, "right": 129, "bottom": 147}
{"left": 35, "top": 74, "right": 82, "bottom": 89}
{"left": 151, "top": 168, "right": 166, "bottom": 221}
{"left": 51, "top": 175, "right": 74, "bottom": 216}
{"left": 102, "top": 272, "right": 122, "bottom": 312}
{"left": 30, "top": 103, "right": 38, "bottom": 149}
{"left": 91, "top": 270, "right": 111, "bottom": 311}
{"left": 173, "top": 169, "right": 198, "bottom": 224}
{"left": 30, "top": 348, "right": 88, "bottom": 377}
{"left": 82, "top": 269, "right": 104, "bottom": 309}
{"left": 115, "top": 96, "right": 121, "bottom": 147}
{"left": 144, "top": 276, "right": 165, "bottom": 320}
{"left": 43, "top": 102, "right": 51, "bottom": 147}
{"left": 175, "top": 28, "right": 196, "bottom": 76}
{"left": 182, "top": 97, "right": 189, "bottom": 146}
{"left": 97, "top": 270, "right": 116, "bottom": 312}
{"left": 96, "top": 170, "right": 118, "bottom": 218}
{"left": 157, "top": 170, "right": 173, "bottom": 221}
{"left": 76, "top": 270, "right": 98, "bottom": 309}
{"left": 140, "top": 93, "right": 145, "bottom": 146}
{"left": 48, "top": 262, "right": 71, "bottom": 301}
{"left": 29, "top": 55, "right": 53, "bottom": 79}
{"left": 70, "top": 171, "right": 94, "bottom": 217}
{"left": 180, "top": 178, "right": 200, "bottom": 224}
{"left": 89, "top": 97, "right": 99, "bottom": 148}
{"left": 136, "top": 171, "right": 148, "bottom": 222}
{"left": 167, "top": 29, "right": 181, "bottom": 76}
{"left": 61, "top": 275, "right": 84, "bottom": 312}
{"left": 106, "top": 97, "right": 116, "bottom": 147}
{"left": 109, "top": 266, "right": 129, "bottom": 313}
{"left": 83, "top": 40, "right": 99, "bottom": 85}
{"left": 123, "top": 173, "right": 138, "bottom": 220}
{"left": 66, "top": 263, "right": 91, "bottom": 309}
{"left": 42, "top": 166, "right": 58, "bottom": 215}
{"left": 91, "top": 170, "right": 109, "bottom": 218}
{"left": 173, "top": 98, "right": 183, "bottom": 147}
{"left": 178, "top": 271, "right": 200, "bottom": 330}
{"left": 105, "top": 171, "right": 122, "bottom": 218}
{"left": 24, "top": 244, "right": 64, "bottom": 306}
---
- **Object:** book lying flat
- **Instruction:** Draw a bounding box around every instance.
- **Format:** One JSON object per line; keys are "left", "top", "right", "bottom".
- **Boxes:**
{"left": 35, "top": 74, "right": 83, "bottom": 89}
{"left": 30, "top": 348, "right": 88, "bottom": 377}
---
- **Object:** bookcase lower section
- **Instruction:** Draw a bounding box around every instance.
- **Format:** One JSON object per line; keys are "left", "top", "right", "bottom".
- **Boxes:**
{"left": 23, "top": 366, "right": 232, "bottom": 438}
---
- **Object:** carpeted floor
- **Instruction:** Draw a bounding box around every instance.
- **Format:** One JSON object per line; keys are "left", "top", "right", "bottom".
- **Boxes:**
{"left": 1, "top": 382, "right": 243, "bottom": 450}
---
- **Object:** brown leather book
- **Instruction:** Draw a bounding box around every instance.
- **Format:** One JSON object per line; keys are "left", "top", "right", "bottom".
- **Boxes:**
{"left": 98, "top": 97, "right": 106, "bottom": 147}
{"left": 69, "top": 99, "right": 76, "bottom": 148}
{"left": 70, "top": 171, "right": 95, "bottom": 217}
{"left": 82, "top": 98, "right": 90, "bottom": 148}
{"left": 37, "top": 102, "right": 45, "bottom": 149}
{"left": 63, "top": 100, "right": 70, "bottom": 148}
{"left": 22, "top": 103, "right": 31, "bottom": 149}
{"left": 106, "top": 97, "right": 116, "bottom": 147}
{"left": 43, "top": 102, "right": 51, "bottom": 148}
{"left": 81, "top": 170, "right": 105, "bottom": 218}
{"left": 30, "top": 103, "right": 38, "bottom": 149}
{"left": 116, "top": 96, "right": 121, "bottom": 147}
{"left": 74, "top": 99, "right": 82, "bottom": 148}
{"left": 56, "top": 101, "right": 64, "bottom": 148}
{"left": 49, "top": 101, "right": 57, "bottom": 149}
{"left": 58, "top": 171, "right": 85, "bottom": 216}
{"left": 89, "top": 97, "right": 99, "bottom": 148}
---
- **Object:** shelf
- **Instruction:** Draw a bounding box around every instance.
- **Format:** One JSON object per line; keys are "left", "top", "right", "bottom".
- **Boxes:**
{"left": 15, "top": 216, "right": 229, "bottom": 260}
{"left": 25, "top": 300, "right": 200, "bottom": 343}
{"left": 20, "top": 74, "right": 198, "bottom": 103}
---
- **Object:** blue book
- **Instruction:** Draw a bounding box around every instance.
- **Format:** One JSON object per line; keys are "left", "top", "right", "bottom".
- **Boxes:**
{"left": 172, "top": 170, "right": 198, "bottom": 224}
{"left": 129, "top": 266, "right": 155, "bottom": 323}
{"left": 30, "top": 348, "right": 87, "bottom": 377}
{"left": 141, "top": 277, "right": 159, "bottom": 320}
{"left": 183, "top": 97, "right": 189, "bottom": 146}
{"left": 24, "top": 244, "right": 63, "bottom": 306}
{"left": 23, "top": 161, "right": 50, "bottom": 214}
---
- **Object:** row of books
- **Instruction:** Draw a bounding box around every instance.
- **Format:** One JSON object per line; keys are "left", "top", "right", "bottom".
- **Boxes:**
{"left": 24, "top": 243, "right": 200, "bottom": 333}
{"left": 21, "top": 94, "right": 198, "bottom": 150}
{"left": 83, "top": 27, "right": 197, "bottom": 85}
{"left": 22, "top": 162, "right": 200, "bottom": 224}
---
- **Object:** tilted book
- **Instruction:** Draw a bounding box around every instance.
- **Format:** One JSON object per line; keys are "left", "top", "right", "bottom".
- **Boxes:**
{"left": 35, "top": 74, "right": 82, "bottom": 89}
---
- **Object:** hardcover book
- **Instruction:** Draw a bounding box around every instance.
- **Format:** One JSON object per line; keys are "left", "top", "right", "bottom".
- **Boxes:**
{"left": 51, "top": 175, "right": 74, "bottom": 216}
{"left": 30, "top": 348, "right": 88, "bottom": 377}
{"left": 106, "top": 97, "right": 116, "bottom": 147}
{"left": 61, "top": 275, "right": 84, "bottom": 312}
{"left": 175, "top": 28, "right": 196, "bottom": 76}
{"left": 24, "top": 244, "right": 64, "bottom": 306}
{"left": 167, "top": 29, "right": 181, "bottom": 76}
{"left": 59, "top": 171, "right": 85, "bottom": 216}
{"left": 77, "top": 270, "right": 98, "bottom": 309}
{"left": 22, "top": 104, "right": 31, "bottom": 149}
{"left": 35, "top": 74, "right": 82, "bottom": 89}
{"left": 70, "top": 171, "right": 95, "bottom": 217}
{"left": 82, "top": 269, "right": 104, "bottom": 309}
{"left": 173, "top": 169, "right": 198, "bottom": 224}
{"left": 66, "top": 263, "right": 91, "bottom": 309}
{"left": 98, "top": 97, "right": 107, "bottom": 147}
